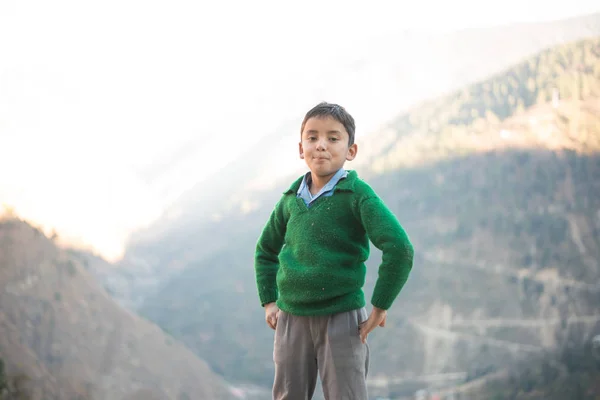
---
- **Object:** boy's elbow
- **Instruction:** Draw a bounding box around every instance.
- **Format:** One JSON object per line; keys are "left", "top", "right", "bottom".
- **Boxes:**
{"left": 406, "top": 240, "right": 414, "bottom": 258}
{"left": 392, "top": 239, "right": 414, "bottom": 268}
{"left": 406, "top": 242, "right": 415, "bottom": 267}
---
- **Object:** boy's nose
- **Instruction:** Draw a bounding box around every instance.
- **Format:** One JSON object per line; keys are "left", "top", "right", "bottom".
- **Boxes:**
{"left": 316, "top": 139, "right": 327, "bottom": 150}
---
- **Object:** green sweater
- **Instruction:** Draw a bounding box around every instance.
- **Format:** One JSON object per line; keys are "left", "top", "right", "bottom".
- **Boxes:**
{"left": 254, "top": 170, "right": 414, "bottom": 316}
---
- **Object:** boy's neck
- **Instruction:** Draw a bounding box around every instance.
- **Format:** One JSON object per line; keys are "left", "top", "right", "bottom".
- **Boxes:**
{"left": 309, "top": 170, "right": 338, "bottom": 195}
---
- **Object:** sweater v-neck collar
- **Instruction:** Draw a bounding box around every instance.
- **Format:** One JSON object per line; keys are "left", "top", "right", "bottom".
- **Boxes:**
{"left": 284, "top": 170, "right": 358, "bottom": 195}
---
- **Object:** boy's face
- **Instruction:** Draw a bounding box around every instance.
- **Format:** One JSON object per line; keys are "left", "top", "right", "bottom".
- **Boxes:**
{"left": 299, "top": 116, "right": 357, "bottom": 179}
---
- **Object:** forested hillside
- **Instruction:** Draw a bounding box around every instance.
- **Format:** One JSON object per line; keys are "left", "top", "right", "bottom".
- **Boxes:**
{"left": 137, "top": 36, "right": 600, "bottom": 398}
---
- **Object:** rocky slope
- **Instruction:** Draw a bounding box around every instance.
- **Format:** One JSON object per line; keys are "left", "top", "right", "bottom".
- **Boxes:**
{"left": 0, "top": 216, "right": 234, "bottom": 400}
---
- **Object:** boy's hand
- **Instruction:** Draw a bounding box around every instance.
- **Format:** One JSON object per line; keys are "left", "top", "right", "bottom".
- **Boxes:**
{"left": 265, "top": 302, "right": 280, "bottom": 330}
{"left": 359, "top": 307, "right": 387, "bottom": 343}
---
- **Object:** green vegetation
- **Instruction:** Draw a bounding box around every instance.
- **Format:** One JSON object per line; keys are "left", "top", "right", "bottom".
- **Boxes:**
{"left": 0, "top": 360, "right": 7, "bottom": 396}
{"left": 367, "top": 36, "right": 600, "bottom": 172}
{"left": 372, "top": 148, "right": 600, "bottom": 282}
{"left": 0, "top": 359, "right": 32, "bottom": 400}
{"left": 483, "top": 343, "right": 600, "bottom": 399}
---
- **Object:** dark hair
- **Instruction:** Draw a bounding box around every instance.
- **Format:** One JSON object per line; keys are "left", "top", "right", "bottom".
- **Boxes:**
{"left": 300, "top": 102, "right": 356, "bottom": 146}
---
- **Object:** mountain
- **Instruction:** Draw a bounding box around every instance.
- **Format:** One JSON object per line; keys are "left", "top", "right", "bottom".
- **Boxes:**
{"left": 126, "top": 12, "right": 600, "bottom": 242}
{"left": 486, "top": 344, "right": 600, "bottom": 400}
{"left": 357, "top": 28, "right": 600, "bottom": 173}
{"left": 104, "top": 13, "right": 600, "bottom": 310}
{"left": 0, "top": 215, "right": 235, "bottom": 400}
{"left": 129, "top": 34, "right": 600, "bottom": 398}
{"left": 436, "top": 339, "right": 600, "bottom": 400}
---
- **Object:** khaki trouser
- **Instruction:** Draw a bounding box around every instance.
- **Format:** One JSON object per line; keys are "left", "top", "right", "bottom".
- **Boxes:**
{"left": 272, "top": 307, "right": 370, "bottom": 400}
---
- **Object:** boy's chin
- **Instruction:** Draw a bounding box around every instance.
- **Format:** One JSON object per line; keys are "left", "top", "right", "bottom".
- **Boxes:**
{"left": 310, "top": 168, "right": 340, "bottom": 178}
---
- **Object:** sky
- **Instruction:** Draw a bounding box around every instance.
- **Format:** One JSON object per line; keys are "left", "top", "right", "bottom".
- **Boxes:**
{"left": 1, "top": 0, "right": 599, "bottom": 261}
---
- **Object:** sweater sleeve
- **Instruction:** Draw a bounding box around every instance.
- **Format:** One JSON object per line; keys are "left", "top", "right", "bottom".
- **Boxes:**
{"left": 359, "top": 196, "right": 414, "bottom": 310}
{"left": 254, "top": 197, "right": 288, "bottom": 307}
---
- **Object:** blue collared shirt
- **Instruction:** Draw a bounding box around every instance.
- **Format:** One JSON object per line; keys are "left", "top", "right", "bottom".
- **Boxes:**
{"left": 297, "top": 168, "right": 348, "bottom": 207}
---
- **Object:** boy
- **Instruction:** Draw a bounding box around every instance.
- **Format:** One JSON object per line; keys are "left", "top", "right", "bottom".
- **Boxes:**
{"left": 254, "top": 102, "right": 414, "bottom": 400}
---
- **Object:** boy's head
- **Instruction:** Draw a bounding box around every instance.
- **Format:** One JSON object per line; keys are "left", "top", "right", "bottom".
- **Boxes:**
{"left": 299, "top": 102, "right": 358, "bottom": 178}
{"left": 300, "top": 102, "right": 355, "bottom": 145}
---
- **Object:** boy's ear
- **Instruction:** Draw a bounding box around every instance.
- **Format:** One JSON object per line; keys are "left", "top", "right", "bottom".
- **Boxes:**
{"left": 299, "top": 142, "right": 305, "bottom": 159}
{"left": 346, "top": 143, "right": 358, "bottom": 161}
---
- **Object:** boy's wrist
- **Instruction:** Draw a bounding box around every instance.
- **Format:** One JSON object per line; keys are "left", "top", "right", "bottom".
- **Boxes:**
{"left": 259, "top": 289, "right": 279, "bottom": 307}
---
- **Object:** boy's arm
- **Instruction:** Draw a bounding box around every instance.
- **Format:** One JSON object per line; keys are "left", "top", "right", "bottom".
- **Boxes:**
{"left": 359, "top": 195, "right": 414, "bottom": 310}
{"left": 255, "top": 198, "right": 287, "bottom": 307}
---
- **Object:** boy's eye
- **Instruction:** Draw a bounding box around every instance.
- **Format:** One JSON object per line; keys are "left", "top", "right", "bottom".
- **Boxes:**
{"left": 308, "top": 137, "right": 317, "bottom": 141}
{"left": 329, "top": 137, "right": 339, "bottom": 142}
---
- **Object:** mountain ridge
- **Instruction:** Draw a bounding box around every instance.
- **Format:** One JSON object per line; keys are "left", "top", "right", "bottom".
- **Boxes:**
{"left": 98, "top": 19, "right": 600, "bottom": 318}
{"left": 0, "top": 215, "right": 235, "bottom": 400}
{"left": 124, "top": 12, "right": 600, "bottom": 250}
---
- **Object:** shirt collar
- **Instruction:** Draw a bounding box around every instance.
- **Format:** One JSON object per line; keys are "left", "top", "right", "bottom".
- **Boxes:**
{"left": 285, "top": 169, "right": 357, "bottom": 194}
{"left": 296, "top": 168, "right": 347, "bottom": 197}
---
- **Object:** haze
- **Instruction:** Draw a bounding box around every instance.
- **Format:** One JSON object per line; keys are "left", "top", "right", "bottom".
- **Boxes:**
{"left": 1, "top": 0, "right": 598, "bottom": 260}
